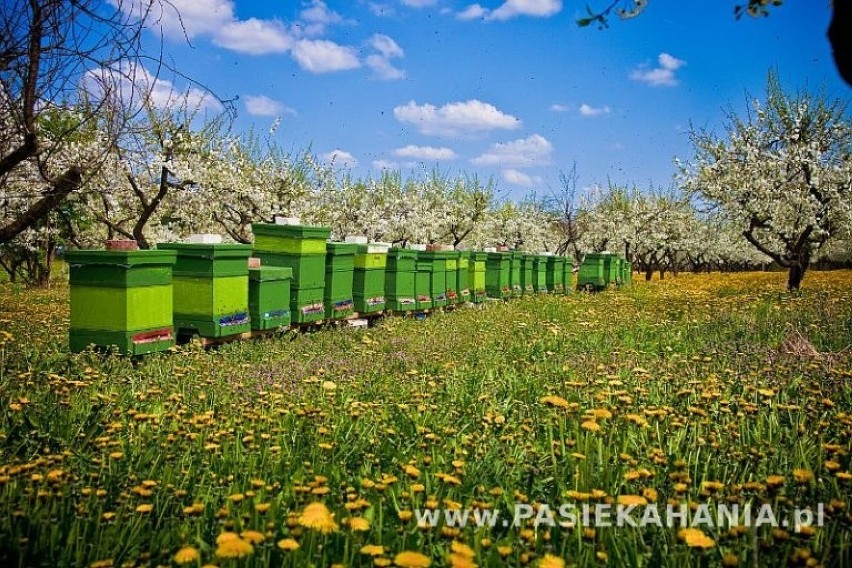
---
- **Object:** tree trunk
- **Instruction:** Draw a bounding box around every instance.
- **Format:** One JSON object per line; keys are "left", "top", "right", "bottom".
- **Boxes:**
{"left": 645, "top": 267, "right": 653, "bottom": 281}
{"left": 786, "top": 256, "right": 810, "bottom": 291}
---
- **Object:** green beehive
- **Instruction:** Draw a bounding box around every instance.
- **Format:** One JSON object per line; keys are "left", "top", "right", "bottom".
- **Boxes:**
{"left": 324, "top": 242, "right": 357, "bottom": 320}
{"left": 509, "top": 251, "right": 523, "bottom": 296}
{"left": 385, "top": 248, "right": 417, "bottom": 311}
{"left": 158, "top": 242, "right": 253, "bottom": 338}
{"left": 520, "top": 254, "right": 535, "bottom": 295}
{"left": 578, "top": 253, "right": 607, "bottom": 291}
{"left": 419, "top": 250, "right": 447, "bottom": 308}
{"left": 622, "top": 260, "right": 633, "bottom": 285}
{"left": 614, "top": 256, "right": 625, "bottom": 285}
{"left": 602, "top": 253, "right": 620, "bottom": 286}
{"left": 414, "top": 254, "right": 433, "bottom": 310}
{"left": 563, "top": 257, "right": 575, "bottom": 294}
{"left": 485, "top": 251, "right": 511, "bottom": 300}
{"left": 66, "top": 249, "right": 177, "bottom": 355}
{"left": 251, "top": 223, "right": 331, "bottom": 324}
{"left": 249, "top": 266, "right": 292, "bottom": 330}
{"left": 444, "top": 251, "right": 461, "bottom": 304}
{"left": 546, "top": 255, "right": 565, "bottom": 294}
{"left": 533, "top": 255, "right": 549, "bottom": 293}
{"left": 468, "top": 252, "right": 487, "bottom": 303}
{"left": 456, "top": 253, "right": 470, "bottom": 303}
{"left": 353, "top": 244, "right": 388, "bottom": 314}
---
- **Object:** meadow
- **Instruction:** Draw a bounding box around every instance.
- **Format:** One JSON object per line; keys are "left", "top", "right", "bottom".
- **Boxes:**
{"left": 0, "top": 271, "right": 850, "bottom": 567}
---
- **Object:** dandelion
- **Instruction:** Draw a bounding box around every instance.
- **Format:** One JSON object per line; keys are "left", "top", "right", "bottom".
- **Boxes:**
{"left": 360, "top": 544, "right": 385, "bottom": 556}
{"left": 581, "top": 421, "right": 600, "bottom": 432}
{"left": 678, "top": 527, "right": 715, "bottom": 549}
{"left": 277, "top": 538, "right": 300, "bottom": 551}
{"left": 135, "top": 504, "right": 153, "bottom": 514}
{"left": 540, "top": 395, "right": 570, "bottom": 408}
{"left": 616, "top": 495, "right": 648, "bottom": 506}
{"left": 173, "top": 546, "right": 200, "bottom": 565}
{"left": 240, "top": 530, "right": 265, "bottom": 544}
{"left": 394, "top": 551, "right": 431, "bottom": 567}
{"left": 538, "top": 554, "right": 565, "bottom": 568}
{"left": 298, "top": 502, "right": 339, "bottom": 534}
{"left": 349, "top": 517, "right": 371, "bottom": 531}
{"left": 792, "top": 469, "right": 813, "bottom": 483}
{"left": 215, "top": 536, "right": 253, "bottom": 559}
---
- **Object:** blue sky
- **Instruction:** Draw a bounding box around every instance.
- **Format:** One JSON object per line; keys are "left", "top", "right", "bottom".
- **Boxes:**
{"left": 127, "top": 0, "right": 847, "bottom": 200}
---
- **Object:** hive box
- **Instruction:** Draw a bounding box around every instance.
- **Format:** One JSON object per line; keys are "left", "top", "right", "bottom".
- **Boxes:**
{"left": 414, "top": 254, "right": 433, "bottom": 310}
{"left": 520, "top": 254, "right": 535, "bottom": 295}
{"left": 563, "top": 257, "right": 575, "bottom": 293}
{"left": 509, "top": 251, "right": 523, "bottom": 296}
{"left": 353, "top": 244, "right": 387, "bottom": 314}
{"left": 252, "top": 223, "right": 331, "bottom": 324}
{"left": 456, "top": 253, "right": 470, "bottom": 303}
{"left": 485, "top": 252, "right": 511, "bottom": 300}
{"left": 578, "top": 253, "right": 607, "bottom": 291}
{"left": 443, "top": 251, "right": 461, "bottom": 304}
{"left": 467, "top": 252, "right": 488, "bottom": 303}
{"left": 385, "top": 248, "right": 417, "bottom": 311}
{"left": 418, "top": 250, "right": 447, "bottom": 308}
{"left": 249, "top": 266, "right": 292, "bottom": 330}
{"left": 546, "top": 255, "right": 565, "bottom": 294}
{"left": 533, "top": 255, "right": 549, "bottom": 293}
{"left": 158, "top": 242, "right": 253, "bottom": 338}
{"left": 66, "top": 249, "right": 177, "bottom": 355}
{"left": 324, "top": 242, "right": 357, "bottom": 320}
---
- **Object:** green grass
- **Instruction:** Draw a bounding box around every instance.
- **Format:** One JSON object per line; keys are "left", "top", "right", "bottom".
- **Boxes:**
{"left": 0, "top": 271, "right": 850, "bottom": 567}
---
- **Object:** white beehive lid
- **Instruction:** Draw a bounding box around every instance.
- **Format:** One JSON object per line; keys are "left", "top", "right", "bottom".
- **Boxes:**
{"left": 410, "top": 243, "right": 427, "bottom": 251}
{"left": 274, "top": 216, "right": 301, "bottom": 225}
{"left": 365, "top": 244, "right": 389, "bottom": 254}
{"left": 186, "top": 233, "right": 222, "bottom": 244}
{"left": 345, "top": 235, "right": 369, "bottom": 244}
{"left": 540, "top": 251, "right": 554, "bottom": 256}
{"left": 484, "top": 247, "right": 497, "bottom": 253}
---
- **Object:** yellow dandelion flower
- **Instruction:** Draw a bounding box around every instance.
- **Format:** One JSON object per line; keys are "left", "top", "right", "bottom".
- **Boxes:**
{"left": 277, "top": 538, "right": 300, "bottom": 551}
{"left": 215, "top": 537, "right": 253, "bottom": 559}
{"left": 350, "top": 517, "right": 371, "bottom": 532}
{"left": 538, "top": 553, "right": 565, "bottom": 568}
{"left": 404, "top": 465, "right": 421, "bottom": 478}
{"left": 216, "top": 532, "right": 241, "bottom": 544}
{"left": 240, "top": 530, "right": 265, "bottom": 544}
{"left": 836, "top": 471, "right": 852, "bottom": 481}
{"left": 394, "top": 551, "right": 431, "bottom": 568}
{"left": 678, "top": 528, "right": 715, "bottom": 549}
{"left": 298, "top": 502, "right": 339, "bottom": 534}
{"left": 173, "top": 546, "right": 200, "bottom": 565}
{"left": 448, "top": 554, "right": 476, "bottom": 568}
{"left": 360, "top": 544, "right": 385, "bottom": 556}
{"left": 398, "top": 510, "right": 413, "bottom": 522}
{"left": 616, "top": 495, "right": 648, "bottom": 506}
{"left": 792, "top": 469, "right": 813, "bottom": 483}
{"left": 540, "top": 395, "right": 570, "bottom": 408}
{"left": 581, "top": 421, "right": 601, "bottom": 432}
{"left": 642, "top": 488, "right": 658, "bottom": 502}
{"left": 450, "top": 541, "right": 475, "bottom": 558}
{"left": 766, "top": 475, "right": 785, "bottom": 487}
{"left": 135, "top": 504, "right": 153, "bottom": 514}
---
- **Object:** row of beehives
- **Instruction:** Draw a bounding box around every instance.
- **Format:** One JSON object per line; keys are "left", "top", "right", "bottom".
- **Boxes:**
{"left": 65, "top": 222, "right": 631, "bottom": 355}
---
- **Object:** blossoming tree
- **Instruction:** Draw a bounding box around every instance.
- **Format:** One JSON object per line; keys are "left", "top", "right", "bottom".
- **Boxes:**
{"left": 680, "top": 73, "right": 852, "bottom": 290}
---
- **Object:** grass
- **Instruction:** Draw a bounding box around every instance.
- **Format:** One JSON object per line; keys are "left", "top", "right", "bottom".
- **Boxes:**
{"left": 0, "top": 271, "right": 850, "bottom": 567}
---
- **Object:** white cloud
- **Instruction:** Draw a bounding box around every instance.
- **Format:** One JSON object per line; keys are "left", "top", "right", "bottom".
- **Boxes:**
{"left": 214, "top": 18, "right": 292, "bottom": 54}
{"left": 460, "top": 0, "right": 561, "bottom": 21}
{"left": 578, "top": 103, "right": 610, "bottom": 117}
{"left": 630, "top": 52, "right": 686, "bottom": 87}
{"left": 366, "top": 55, "right": 405, "bottom": 80}
{"left": 292, "top": 39, "right": 361, "bottom": 73}
{"left": 401, "top": 0, "right": 439, "bottom": 6}
{"left": 244, "top": 95, "right": 295, "bottom": 117}
{"left": 550, "top": 103, "right": 569, "bottom": 112}
{"left": 144, "top": 0, "right": 235, "bottom": 40}
{"left": 366, "top": 34, "right": 405, "bottom": 80}
{"left": 298, "top": 0, "right": 344, "bottom": 36}
{"left": 471, "top": 134, "right": 553, "bottom": 167}
{"left": 502, "top": 168, "right": 543, "bottom": 187}
{"left": 370, "top": 34, "right": 404, "bottom": 58}
{"left": 322, "top": 149, "right": 358, "bottom": 168}
{"left": 394, "top": 99, "right": 521, "bottom": 136}
{"left": 83, "top": 62, "right": 221, "bottom": 112}
{"left": 393, "top": 145, "right": 457, "bottom": 160}
{"left": 457, "top": 4, "right": 487, "bottom": 19}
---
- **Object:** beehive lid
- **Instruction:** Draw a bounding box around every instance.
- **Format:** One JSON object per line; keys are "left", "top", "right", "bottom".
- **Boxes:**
{"left": 158, "top": 242, "right": 253, "bottom": 258}
{"left": 252, "top": 223, "right": 332, "bottom": 240}
{"left": 326, "top": 242, "right": 359, "bottom": 255}
{"left": 65, "top": 249, "right": 177, "bottom": 267}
